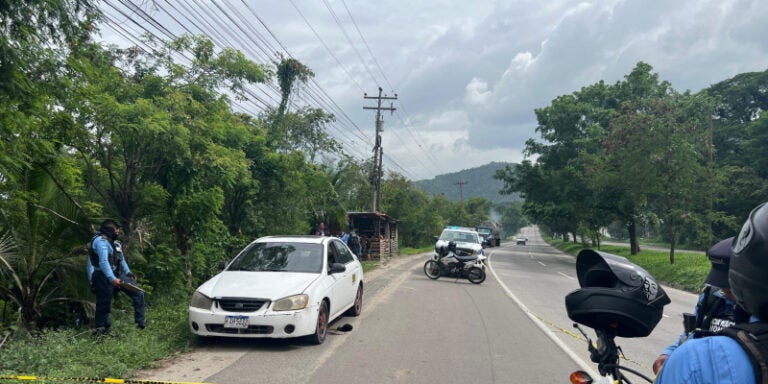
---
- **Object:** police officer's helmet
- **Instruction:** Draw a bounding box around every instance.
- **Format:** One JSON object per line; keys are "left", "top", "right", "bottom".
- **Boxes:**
{"left": 565, "top": 249, "right": 671, "bottom": 338}
{"left": 447, "top": 241, "right": 457, "bottom": 253}
{"left": 731, "top": 201, "right": 768, "bottom": 321}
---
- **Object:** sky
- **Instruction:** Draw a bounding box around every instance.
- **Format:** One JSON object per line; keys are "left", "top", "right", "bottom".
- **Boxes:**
{"left": 97, "top": 0, "right": 768, "bottom": 181}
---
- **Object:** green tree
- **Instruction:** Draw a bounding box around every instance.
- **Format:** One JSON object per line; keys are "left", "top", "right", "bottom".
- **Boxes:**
{"left": 602, "top": 93, "right": 713, "bottom": 262}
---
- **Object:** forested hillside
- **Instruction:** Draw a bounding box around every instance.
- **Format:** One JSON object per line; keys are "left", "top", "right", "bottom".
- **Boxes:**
{"left": 413, "top": 162, "right": 520, "bottom": 204}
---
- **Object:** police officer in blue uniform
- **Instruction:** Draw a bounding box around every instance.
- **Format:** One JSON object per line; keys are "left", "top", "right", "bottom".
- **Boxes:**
{"left": 87, "top": 219, "right": 146, "bottom": 335}
{"left": 652, "top": 236, "right": 749, "bottom": 374}
{"left": 656, "top": 202, "right": 768, "bottom": 383}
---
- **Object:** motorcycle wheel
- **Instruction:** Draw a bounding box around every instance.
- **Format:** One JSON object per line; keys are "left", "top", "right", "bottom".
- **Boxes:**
{"left": 424, "top": 260, "right": 441, "bottom": 280}
{"left": 467, "top": 266, "right": 486, "bottom": 284}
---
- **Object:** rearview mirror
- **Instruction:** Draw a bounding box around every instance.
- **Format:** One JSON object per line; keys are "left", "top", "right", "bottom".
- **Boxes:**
{"left": 329, "top": 262, "right": 346, "bottom": 274}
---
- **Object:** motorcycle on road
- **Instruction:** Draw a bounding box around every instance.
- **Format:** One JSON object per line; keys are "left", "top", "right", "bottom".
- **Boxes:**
{"left": 423, "top": 241, "right": 486, "bottom": 284}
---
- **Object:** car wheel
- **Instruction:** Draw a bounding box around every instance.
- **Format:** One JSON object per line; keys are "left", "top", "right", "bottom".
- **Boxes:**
{"left": 344, "top": 285, "right": 363, "bottom": 317}
{"left": 307, "top": 301, "right": 329, "bottom": 345}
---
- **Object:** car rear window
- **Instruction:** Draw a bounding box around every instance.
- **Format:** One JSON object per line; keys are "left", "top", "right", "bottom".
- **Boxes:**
{"left": 227, "top": 242, "right": 323, "bottom": 273}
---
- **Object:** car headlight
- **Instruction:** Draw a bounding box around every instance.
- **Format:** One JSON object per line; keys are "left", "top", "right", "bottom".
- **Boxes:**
{"left": 272, "top": 294, "right": 309, "bottom": 311}
{"left": 190, "top": 291, "right": 213, "bottom": 310}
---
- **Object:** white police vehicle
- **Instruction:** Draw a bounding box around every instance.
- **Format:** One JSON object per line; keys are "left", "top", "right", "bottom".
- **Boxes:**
{"left": 434, "top": 226, "right": 485, "bottom": 260}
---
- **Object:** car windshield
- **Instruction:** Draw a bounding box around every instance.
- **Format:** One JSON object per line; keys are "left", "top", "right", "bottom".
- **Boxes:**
{"left": 227, "top": 242, "right": 323, "bottom": 273}
{"left": 440, "top": 230, "right": 479, "bottom": 244}
{"left": 477, "top": 228, "right": 491, "bottom": 235}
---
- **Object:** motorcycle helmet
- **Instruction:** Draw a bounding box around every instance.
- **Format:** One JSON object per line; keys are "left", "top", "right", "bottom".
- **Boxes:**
{"left": 730, "top": 202, "right": 768, "bottom": 321}
{"left": 565, "top": 249, "right": 671, "bottom": 338}
{"left": 447, "top": 240, "right": 457, "bottom": 253}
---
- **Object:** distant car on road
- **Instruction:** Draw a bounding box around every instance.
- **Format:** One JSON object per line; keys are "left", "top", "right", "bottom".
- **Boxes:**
{"left": 516, "top": 237, "right": 527, "bottom": 246}
{"left": 189, "top": 235, "right": 363, "bottom": 345}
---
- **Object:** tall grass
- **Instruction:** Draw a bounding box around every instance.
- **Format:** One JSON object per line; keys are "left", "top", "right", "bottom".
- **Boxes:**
{"left": 0, "top": 298, "right": 192, "bottom": 380}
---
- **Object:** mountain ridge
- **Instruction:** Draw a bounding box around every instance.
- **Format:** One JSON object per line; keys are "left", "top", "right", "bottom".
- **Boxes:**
{"left": 413, "top": 161, "right": 520, "bottom": 204}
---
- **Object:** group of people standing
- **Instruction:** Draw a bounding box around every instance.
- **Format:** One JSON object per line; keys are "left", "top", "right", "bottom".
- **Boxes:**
{"left": 310, "top": 221, "right": 365, "bottom": 258}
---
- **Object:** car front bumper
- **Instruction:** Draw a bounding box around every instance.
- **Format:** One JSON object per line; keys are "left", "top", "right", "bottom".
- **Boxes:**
{"left": 189, "top": 304, "right": 319, "bottom": 338}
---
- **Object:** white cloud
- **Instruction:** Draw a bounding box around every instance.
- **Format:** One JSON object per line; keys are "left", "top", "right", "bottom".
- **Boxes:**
{"left": 97, "top": 0, "right": 768, "bottom": 180}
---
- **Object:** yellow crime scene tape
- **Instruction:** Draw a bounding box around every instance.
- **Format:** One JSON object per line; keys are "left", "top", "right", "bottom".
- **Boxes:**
{"left": 0, "top": 376, "right": 209, "bottom": 384}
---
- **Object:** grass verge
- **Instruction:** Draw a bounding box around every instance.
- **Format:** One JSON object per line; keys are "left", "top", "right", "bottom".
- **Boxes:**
{"left": 0, "top": 298, "right": 191, "bottom": 380}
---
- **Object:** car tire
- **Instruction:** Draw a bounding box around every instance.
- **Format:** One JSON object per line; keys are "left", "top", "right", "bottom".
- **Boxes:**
{"left": 307, "top": 301, "right": 329, "bottom": 345}
{"left": 344, "top": 285, "right": 363, "bottom": 317}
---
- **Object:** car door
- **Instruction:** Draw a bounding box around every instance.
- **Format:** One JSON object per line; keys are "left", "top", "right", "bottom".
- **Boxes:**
{"left": 331, "top": 240, "right": 360, "bottom": 309}
{"left": 325, "top": 240, "right": 349, "bottom": 319}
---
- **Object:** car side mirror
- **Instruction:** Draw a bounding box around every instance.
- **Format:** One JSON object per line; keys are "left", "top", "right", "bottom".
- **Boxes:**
{"left": 218, "top": 261, "right": 227, "bottom": 270}
{"left": 329, "top": 262, "right": 346, "bottom": 274}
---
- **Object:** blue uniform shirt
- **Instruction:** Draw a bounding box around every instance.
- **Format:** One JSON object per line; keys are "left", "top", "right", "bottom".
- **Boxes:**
{"left": 87, "top": 236, "right": 130, "bottom": 283}
{"left": 655, "top": 316, "right": 760, "bottom": 384}
{"left": 661, "top": 289, "right": 740, "bottom": 356}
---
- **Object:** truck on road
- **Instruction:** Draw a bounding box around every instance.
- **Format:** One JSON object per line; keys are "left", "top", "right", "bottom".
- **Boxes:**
{"left": 476, "top": 221, "right": 501, "bottom": 247}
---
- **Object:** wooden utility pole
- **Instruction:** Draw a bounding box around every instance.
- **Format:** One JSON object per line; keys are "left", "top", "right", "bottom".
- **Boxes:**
{"left": 363, "top": 87, "right": 397, "bottom": 212}
{"left": 455, "top": 181, "right": 468, "bottom": 201}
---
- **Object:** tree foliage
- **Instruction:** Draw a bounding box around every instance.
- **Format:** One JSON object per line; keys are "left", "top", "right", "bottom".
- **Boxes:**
{"left": 498, "top": 62, "right": 766, "bottom": 262}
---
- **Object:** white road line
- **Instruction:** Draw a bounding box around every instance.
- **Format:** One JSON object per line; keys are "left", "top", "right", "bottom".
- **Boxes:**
{"left": 558, "top": 272, "right": 575, "bottom": 280}
{"left": 538, "top": 261, "right": 547, "bottom": 267}
{"left": 487, "top": 257, "right": 598, "bottom": 378}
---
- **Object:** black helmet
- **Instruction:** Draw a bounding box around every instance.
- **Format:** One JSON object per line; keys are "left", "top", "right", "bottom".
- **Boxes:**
{"left": 447, "top": 241, "right": 457, "bottom": 253}
{"left": 565, "top": 249, "right": 671, "bottom": 338}
{"left": 730, "top": 202, "right": 768, "bottom": 320}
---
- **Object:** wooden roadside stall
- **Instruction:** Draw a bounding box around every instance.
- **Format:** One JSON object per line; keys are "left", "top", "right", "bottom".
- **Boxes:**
{"left": 347, "top": 212, "right": 399, "bottom": 261}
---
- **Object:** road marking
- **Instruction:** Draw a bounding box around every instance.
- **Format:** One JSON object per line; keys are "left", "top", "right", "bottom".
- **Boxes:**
{"left": 558, "top": 272, "right": 575, "bottom": 280}
{"left": 486, "top": 257, "right": 599, "bottom": 378}
{"left": 663, "top": 314, "right": 670, "bottom": 318}
{"left": 538, "top": 261, "right": 547, "bottom": 267}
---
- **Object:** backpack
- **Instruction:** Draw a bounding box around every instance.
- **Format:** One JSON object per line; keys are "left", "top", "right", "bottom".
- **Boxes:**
{"left": 718, "top": 322, "right": 768, "bottom": 384}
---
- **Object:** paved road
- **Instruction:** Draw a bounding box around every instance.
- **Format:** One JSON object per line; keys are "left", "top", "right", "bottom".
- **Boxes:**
{"left": 203, "top": 248, "right": 581, "bottom": 384}
{"left": 488, "top": 226, "right": 699, "bottom": 380}
{"left": 146, "top": 227, "right": 699, "bottom": 384}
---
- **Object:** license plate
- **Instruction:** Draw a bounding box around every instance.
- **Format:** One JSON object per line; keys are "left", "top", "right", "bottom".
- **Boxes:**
{"left": 224, "top": 315, "right": 249, "bottom": 329}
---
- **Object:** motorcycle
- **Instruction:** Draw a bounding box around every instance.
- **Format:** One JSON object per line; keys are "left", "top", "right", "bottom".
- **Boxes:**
{"left": 565, "top": 249, "right": 671, "bottom": 384}
{"left": 423, "top": 241, "right": 486, "bottom": 284}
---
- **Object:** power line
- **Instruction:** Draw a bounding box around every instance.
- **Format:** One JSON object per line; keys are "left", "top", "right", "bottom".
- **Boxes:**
{"left": 340, "top": 0, "right": 395, "bottom": 92}
{"left": 99, "top": 0, "right": 428, "bottom": 178}
{"left": 321, "top": 0, "right": 380, "bottom": 87}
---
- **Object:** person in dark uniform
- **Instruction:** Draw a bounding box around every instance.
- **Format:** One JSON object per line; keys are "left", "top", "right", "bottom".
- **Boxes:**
{"left": 87, "top": 219, "right": 146, "bottom": 335}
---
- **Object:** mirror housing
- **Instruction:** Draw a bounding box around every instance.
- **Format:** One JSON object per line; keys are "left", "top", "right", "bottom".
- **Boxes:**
{"left": 329, "top": 262, "right": 346, "bottom": 274}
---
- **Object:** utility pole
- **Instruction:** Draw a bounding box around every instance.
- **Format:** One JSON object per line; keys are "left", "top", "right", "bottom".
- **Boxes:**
{"left": 363, "top": 87, "right": 397, "bottom": 212}
{"left": 454, "top": 181, "right": 468, "bottom": 201}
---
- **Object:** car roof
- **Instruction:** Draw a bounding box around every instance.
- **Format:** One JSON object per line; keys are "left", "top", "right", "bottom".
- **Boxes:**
{"left": 442, "top": 227, "right": 478, "bottom": 234}
{"left": 253, "top": 235, "right": 330, "bottom": 244}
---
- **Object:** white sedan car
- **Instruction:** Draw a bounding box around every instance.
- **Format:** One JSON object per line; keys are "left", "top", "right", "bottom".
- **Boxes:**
{"left": 189, "top": 235, "right": 364, "bottom": 344}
